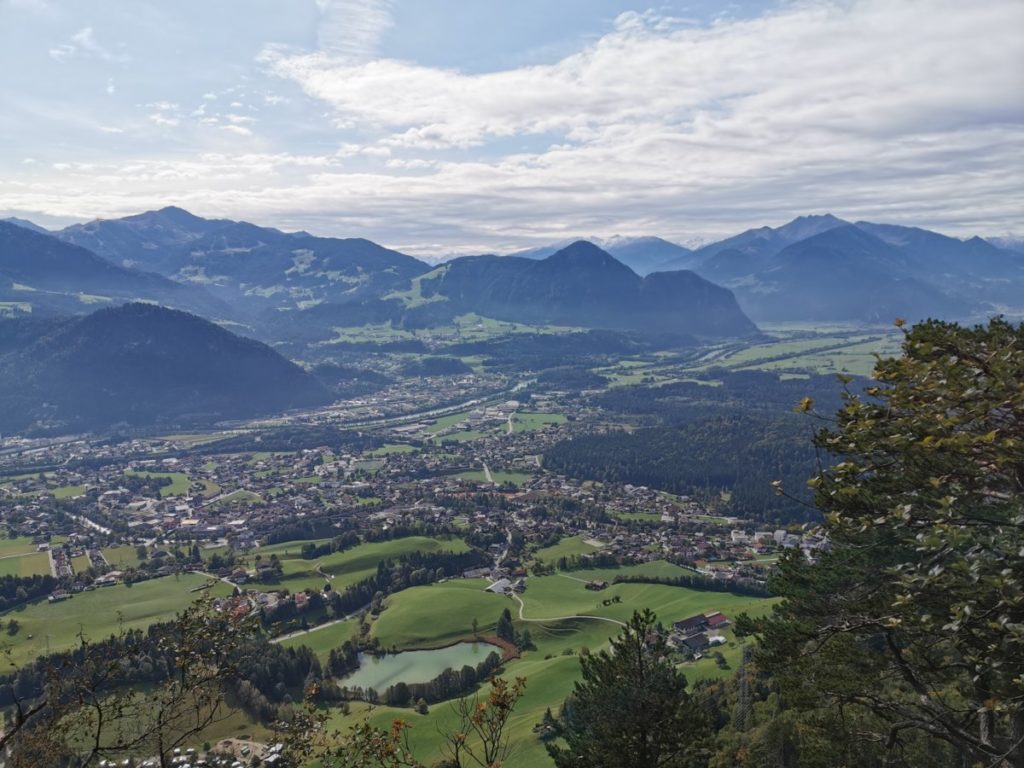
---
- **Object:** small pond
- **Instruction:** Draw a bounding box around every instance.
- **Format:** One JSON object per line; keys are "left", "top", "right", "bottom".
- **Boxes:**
{"left": 341, "top": 641, "right": 501, "bottom": 692}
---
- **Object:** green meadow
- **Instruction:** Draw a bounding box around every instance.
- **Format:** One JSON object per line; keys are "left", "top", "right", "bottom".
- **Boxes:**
{"left": 0, "top": 574, "right": 234, "bottom": 667}
{"left": 260, "top": 536, "right": 471, "bottom": 594}
{"left": 533, "top": 535, "right": 602, "bottom": 563}
{"left": 302, "top": 562, "right": 774, "bottom": 768}
{"left": 510, "top": 412, "right": 567, "bottom": 432}
{"left": 0, "top": 535, "right": 53, "bottom": 578}
{"left": 0, "top": 551, "right": 51, "bottom": 578}
{"left": 456, "top": 470, "right": 533, "bottom": 487}
{"left": 124, "top": 470, "right": 190, "bottom": 497}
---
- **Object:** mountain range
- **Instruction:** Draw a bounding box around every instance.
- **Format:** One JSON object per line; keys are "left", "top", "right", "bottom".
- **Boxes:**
{"left": 395, "top": 241, "right": 755, "bottom": 337}
{"left": 56, "top": 206, "right": 429, "bottom": 315}
{"left": 508, "top": 235, "right": 696, "bottom": 276}
{"left": 0, "top": 303, "right": 330, "bottom": 435}
{"left": 3, "top": 208, "right": 1020, "bottom": 330}
{"left": 501, "top": 214, "right": 1023, "bottom": 323}
{"left": 0, "top": 221, "right": 226, "bottom": 318}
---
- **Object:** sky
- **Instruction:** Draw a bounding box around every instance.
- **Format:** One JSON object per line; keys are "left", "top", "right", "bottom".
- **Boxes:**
{"left": 0, "top": 0, "right": 1021, "bottom": 257}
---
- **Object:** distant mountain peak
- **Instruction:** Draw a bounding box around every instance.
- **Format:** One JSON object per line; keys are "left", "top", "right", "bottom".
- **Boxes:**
{"left": 1, "top": 217, "right": 49, "bottom": 235}
{"left": 150, "top": 205, "right": 206, "bottom": 222}
{"left": 792, "top": 213, "right": 844, "bottom": 223}
{"left": 544, "top": 240, "right": 637, "bottom": 275}
{"left": 774, "top": 213, "right": 850, "bottom": 241}
{"left": 0, "top": 303, "right": 330, "bottom": 435}
{"left": 548, "top": 239, "right": 612, "bottom": 259}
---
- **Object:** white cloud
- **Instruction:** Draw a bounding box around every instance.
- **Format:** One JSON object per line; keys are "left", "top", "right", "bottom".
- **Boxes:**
{"left": 315, "top": 0, "right": 393, "bottom": 62}
{"left": 262, "top": 0, "right": 1024, "bottom": 152}
{"left": 148, "top": 113, "right": 179, "bottom": 127}
{"left": 49, "top": 26, "right": 129, "bottom": 63}
{"left": 6, "top": 0, "right": 1024, "bottom": 254}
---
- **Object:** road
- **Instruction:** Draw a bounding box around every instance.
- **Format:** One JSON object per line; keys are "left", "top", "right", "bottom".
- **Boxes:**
{"left": 482, "top": 462, "right": 494, "bottom": 483}
{"left": 510, "top": 592, "right": 626, "bottom": 628}
{"left": 495, "top": 528, "right": 512, "bottom": 567}
{"left": 69, "top": 513, "right": 112, "bottom": 535}
{"left": 270, "top": 604, "right": 371, "bottom": 644}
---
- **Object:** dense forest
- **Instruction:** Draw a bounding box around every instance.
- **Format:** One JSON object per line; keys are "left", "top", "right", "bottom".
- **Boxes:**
{"left": 545, "top": 370, "right": 853, "bottom": 522}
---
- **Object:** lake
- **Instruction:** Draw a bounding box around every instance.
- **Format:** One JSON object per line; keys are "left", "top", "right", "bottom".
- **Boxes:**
{"left": 340, "top": 641, "right": 502, "bottom": 692}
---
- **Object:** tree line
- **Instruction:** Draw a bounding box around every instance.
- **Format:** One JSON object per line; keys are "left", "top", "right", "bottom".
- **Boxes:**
{"left": 613, "top": 572, "right": 771, "bottom": 598}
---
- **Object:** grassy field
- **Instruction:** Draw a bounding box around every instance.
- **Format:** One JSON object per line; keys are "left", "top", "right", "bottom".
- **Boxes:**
{"left": 102, "top": 545, "right": 144, "bottom": 569}
{"left": 262, "top": 536, "right": 471, "bottom": 595}
{"left": 209, "top": 490, "right": 263, "bottom": 508}
{"left": 197, "top": 479, "right": 221, "bottom": 497}
{"left": 309, "top": 563, "right": 775, "bottom": 768}
{"left": 533, "top": 535, "right": 601, "bottom": 563}
{"left": 278, "top": 617, "right": 361, "bottom": 662}
{"left": 690, "top": 331, "right": 902, "bottom": 377}
{"left": 124, "top": 470, "right": 190, "bottom": 497}
{"left": 456, "top": 470, "right": 533, "bottom": 487}
{"left": 352, "top": 459, "right": 385, "bottom": 473}
{"left": 424, "top": 411, "right": 477, "bottom": 434}
{"left": 511, "top": 412, "right": 567, "bottom": 432}
{"left": 715, "top": 336, "right": 874, "bottom": 366}
{"left": 52, "top": 484, "right": 88, "bottom": 499}
{"left": 322, "top": 312, "right": 582, "bottom": 346}
{"left": 0, "top": 536, "right": 52, "bottom": 577}
{"left": 0, "top": 574, "right": 234, "bottom": 666}
{"left": 434, "top": 429, "right": 492, "bottom": 443}
{"left": 0, "top": 536, "right": 42, "bottom": 558}
{"left": 741, "top": 336, "right": 903, "bottom": 376}
{"left": 366, "top": 444, "right": 417, "bottom": 456}
{"left": 611, "top": 511, "right": 663, "bottom": 523}
{"left": 0, "top": 551, "right": 51, "bottom": 577}
{"left": 371, "top": 579, "right": 500, "bottom": 649}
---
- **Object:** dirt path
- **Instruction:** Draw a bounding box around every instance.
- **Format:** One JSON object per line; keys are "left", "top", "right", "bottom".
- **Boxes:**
{"left": 270, "top": 603, "right": 370, "bottom": 644}
{"left": 511, "top": 592, "right": 626, "bottom": 628}
{"left": 557, "top": 573, "right": 590, "bottom": 584}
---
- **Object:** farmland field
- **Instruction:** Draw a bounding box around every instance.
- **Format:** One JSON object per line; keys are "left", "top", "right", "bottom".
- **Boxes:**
{"left": 0, "top": 535, "right": 42, "bottom": 558}
{"left": 0, "top": 551, "right": 50, "bottom": 577}
{"left": 456, "top": 469, "right": 533, "bottom": 487}
{"left": 510, "top": 412, "right": 567, "bottom": 432}
{"left": 533, "top": 535, "right": 601, "bottom": 563}
{"left": 124, "top": 470, "right": 190, "bottom": 497}
{"left": 102, "top": 544, "right": 144, "bottom": 569}
{"left": 277, "top": 616, "right": 360, "bottom": 662}
{"left": 261, "top": 536, "right": 471, "bottom": 594}
{"left": 52, "top": 484, "right": 88, "bottom": 499}
{"left": 367, "top": 443, "right": 417, "bottom": 456}
{"left": 611, "top": 510, "right": 663, "bottom": 523}
{"left": 0, "top": 574, "right": 234, "bottom": 666}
